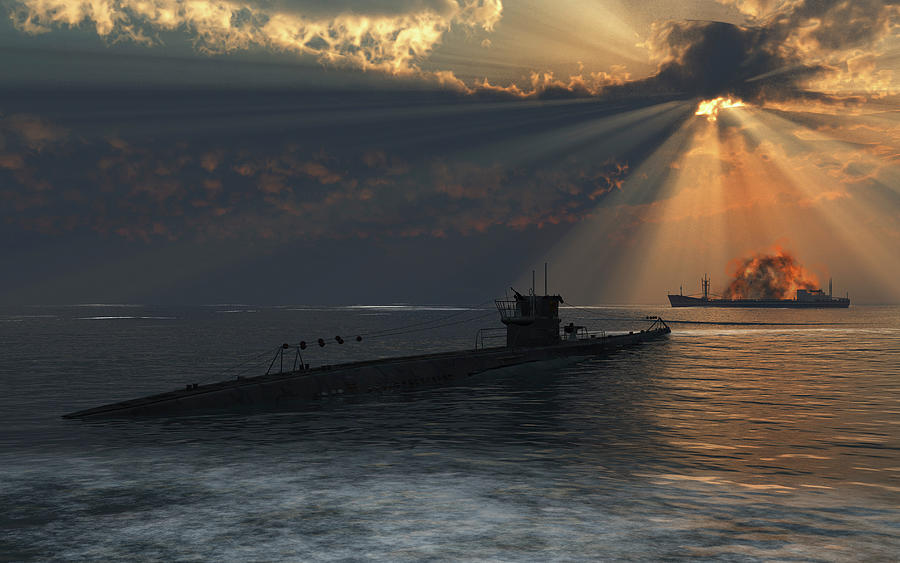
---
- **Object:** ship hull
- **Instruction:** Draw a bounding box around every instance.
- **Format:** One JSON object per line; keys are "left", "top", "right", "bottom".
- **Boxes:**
{"left": 668, "top": 295, "right": 850, "bottom": 308}
{"left": 64, "top": 327, "right": 670, "bottom": 419}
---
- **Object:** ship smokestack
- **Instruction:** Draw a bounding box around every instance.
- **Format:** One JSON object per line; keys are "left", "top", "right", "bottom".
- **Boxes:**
{"left": 829, "top": 278, "right": 832, "bottom": 297}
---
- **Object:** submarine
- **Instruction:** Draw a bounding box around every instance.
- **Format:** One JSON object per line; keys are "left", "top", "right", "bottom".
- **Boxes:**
{"left": 64, "top": 280, "right": 671, "bottom": 419}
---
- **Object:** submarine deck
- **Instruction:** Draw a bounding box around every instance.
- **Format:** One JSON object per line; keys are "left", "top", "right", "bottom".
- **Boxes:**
{"left": 64, "top": 326, "right": 670, "bottom": 419}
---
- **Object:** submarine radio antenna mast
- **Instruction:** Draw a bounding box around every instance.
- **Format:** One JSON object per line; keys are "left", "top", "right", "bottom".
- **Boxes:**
{"left": 532, "top": 269, "right": 536, "bottom": 319}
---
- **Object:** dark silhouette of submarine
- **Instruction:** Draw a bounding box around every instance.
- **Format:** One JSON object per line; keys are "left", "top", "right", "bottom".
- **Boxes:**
{"left": 64, "top": 285, "right": 670, "bottom": 419}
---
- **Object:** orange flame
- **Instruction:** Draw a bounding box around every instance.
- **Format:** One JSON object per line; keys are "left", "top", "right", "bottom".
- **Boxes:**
{"left": 724, "top": 249, "right": 819, "bottom": 299}
{"left": 695, "top": 97, "right": 745, "bottom": 121}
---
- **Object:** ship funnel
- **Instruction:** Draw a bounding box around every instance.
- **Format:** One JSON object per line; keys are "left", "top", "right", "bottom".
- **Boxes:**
{"left": 829, "top": 277, "right": 833, "bottom": 297}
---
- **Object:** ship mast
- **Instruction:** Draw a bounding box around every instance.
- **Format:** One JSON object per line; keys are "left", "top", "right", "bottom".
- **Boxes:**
{"left": 701, "top": 274, "right": 710, "bottom": 301}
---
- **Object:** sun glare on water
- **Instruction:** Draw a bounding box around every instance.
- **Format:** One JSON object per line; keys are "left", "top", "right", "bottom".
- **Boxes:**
{"left": 695, "top": 97, "right": 745, "bottom": 121}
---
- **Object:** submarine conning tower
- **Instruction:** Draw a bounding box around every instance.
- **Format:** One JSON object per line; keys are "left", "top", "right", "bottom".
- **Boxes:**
{"left": 495, "top": 288, "right": 564, "bottom": 348}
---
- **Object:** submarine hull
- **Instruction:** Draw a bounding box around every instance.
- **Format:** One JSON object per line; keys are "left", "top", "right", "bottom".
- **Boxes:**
{"left": 63, "top": 327, "right": 670, "bottom": 419}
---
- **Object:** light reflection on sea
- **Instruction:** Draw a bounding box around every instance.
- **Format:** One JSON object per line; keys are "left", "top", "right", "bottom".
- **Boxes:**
{"left": 1, "top": 305, "right": 898, "bottom": 561}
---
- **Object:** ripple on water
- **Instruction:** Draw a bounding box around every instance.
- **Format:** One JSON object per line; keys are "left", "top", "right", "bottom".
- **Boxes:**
{"left": 0, "top": 305, "right": 899, "bottom": 560}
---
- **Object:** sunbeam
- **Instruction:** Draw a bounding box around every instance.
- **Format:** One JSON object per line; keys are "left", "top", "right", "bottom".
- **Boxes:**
{"left": 728, "top": 106, "right": 900, "bottom": 299}
{"left": 2, "top": 0, "right": 898, "bottom": 304}
{"left": 528, "top": 94, "right": 900, "bottom": 304}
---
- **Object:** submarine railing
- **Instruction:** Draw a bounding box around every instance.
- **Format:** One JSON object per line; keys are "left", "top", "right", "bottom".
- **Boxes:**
{"left": 577, "top": 328, "right": 607, "bottom": 340}
{"left": 494, "top": 298, "right": 546, "bottom": 323}
{"left": 265, "top": 343, "right": 309, "bottom": 376}
{"left": 259, "top": 317, "right": 669, "bottom": 375}
{"left": 645, "top": 316, "right": 670, "bottom": 332}
{"left": 474, "top": 327, "right": 506, "bottom": 350}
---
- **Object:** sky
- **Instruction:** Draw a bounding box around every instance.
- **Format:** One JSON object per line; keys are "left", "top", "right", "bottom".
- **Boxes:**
{"left": 0, "top": 0, "right": 898, "bottom": 305}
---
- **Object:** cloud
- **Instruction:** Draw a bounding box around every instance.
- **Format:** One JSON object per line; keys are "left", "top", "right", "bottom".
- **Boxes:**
{"left": 427, "top": 0, "right": 895, "bottom": 102}
{"left": 7, "top": 0, "right": 897, "bottom": 105}
{"left": 623, "top": 1, "right": 899, "bottom": 103}
{"left": 0, "top": 113, "right": 69, "bottom": 150}
{"left": 0, "top": 110, "right": 639, "bottom": 242}
{"left": 437, "top": 0, "right": 894, "bottom": 102}
{"left": 10, "top": 0, "right": 503, "bottom": 75}
{"left": 717, "top": 0, "right": 790, "bottom": 19}
{"left": 6, "top": 0, "right": 641, "bottom": 100}
{"left": 0, "top": 153, "right": 26, "bottom": 170}
{"left": 628, "top": 20, "right": 820, "bottom": 102}
{"left": 434, "top": 67, "right": 630, "bottom": 100}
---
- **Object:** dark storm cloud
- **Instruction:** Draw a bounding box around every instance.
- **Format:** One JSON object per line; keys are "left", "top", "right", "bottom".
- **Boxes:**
{"left": 633, "top": 20, "right": 819, "bottom": 100}
{"left": 424, "top": 0, "right": 898, "bottom": 102}
{"left": 0, "top": 86, "right": 693, "bottom": 304}
{"left": 0, "top": 89, "right": 687, "bottom": 247}
{"left": 0, "top": 126, "right": 629, "bottom": 241}
{"left": 608, "top": 0, "right": 898, "bottom": 103}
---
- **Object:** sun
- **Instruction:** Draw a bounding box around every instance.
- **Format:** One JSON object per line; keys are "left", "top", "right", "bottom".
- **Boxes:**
{"left": 695, "top": 97, "right": 745, "bottom": 121}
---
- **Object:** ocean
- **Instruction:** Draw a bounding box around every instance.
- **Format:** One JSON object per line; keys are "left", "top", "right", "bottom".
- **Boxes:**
{"left": 2, "top": 304, "right": 899, "bottom": 561}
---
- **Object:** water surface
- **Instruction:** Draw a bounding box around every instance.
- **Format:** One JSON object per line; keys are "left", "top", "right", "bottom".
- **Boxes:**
{"left": 2, "top": 305, "right": 898, "bottom": 561}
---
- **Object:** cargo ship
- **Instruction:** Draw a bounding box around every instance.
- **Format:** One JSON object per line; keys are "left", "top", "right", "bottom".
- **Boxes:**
{"left": 668, "top": 275, "right": 850, "bottom": 308}
{"left": 65, "top": 274, "right": 671, "bottom": 419}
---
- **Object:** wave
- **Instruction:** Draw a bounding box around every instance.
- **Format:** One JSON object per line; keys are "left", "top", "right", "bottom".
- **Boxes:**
{"left": 76, "top": 316, "right": 176, "bottom": 320}
{"left": 665, "top": 319, "right": 856, "bottom": 326}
